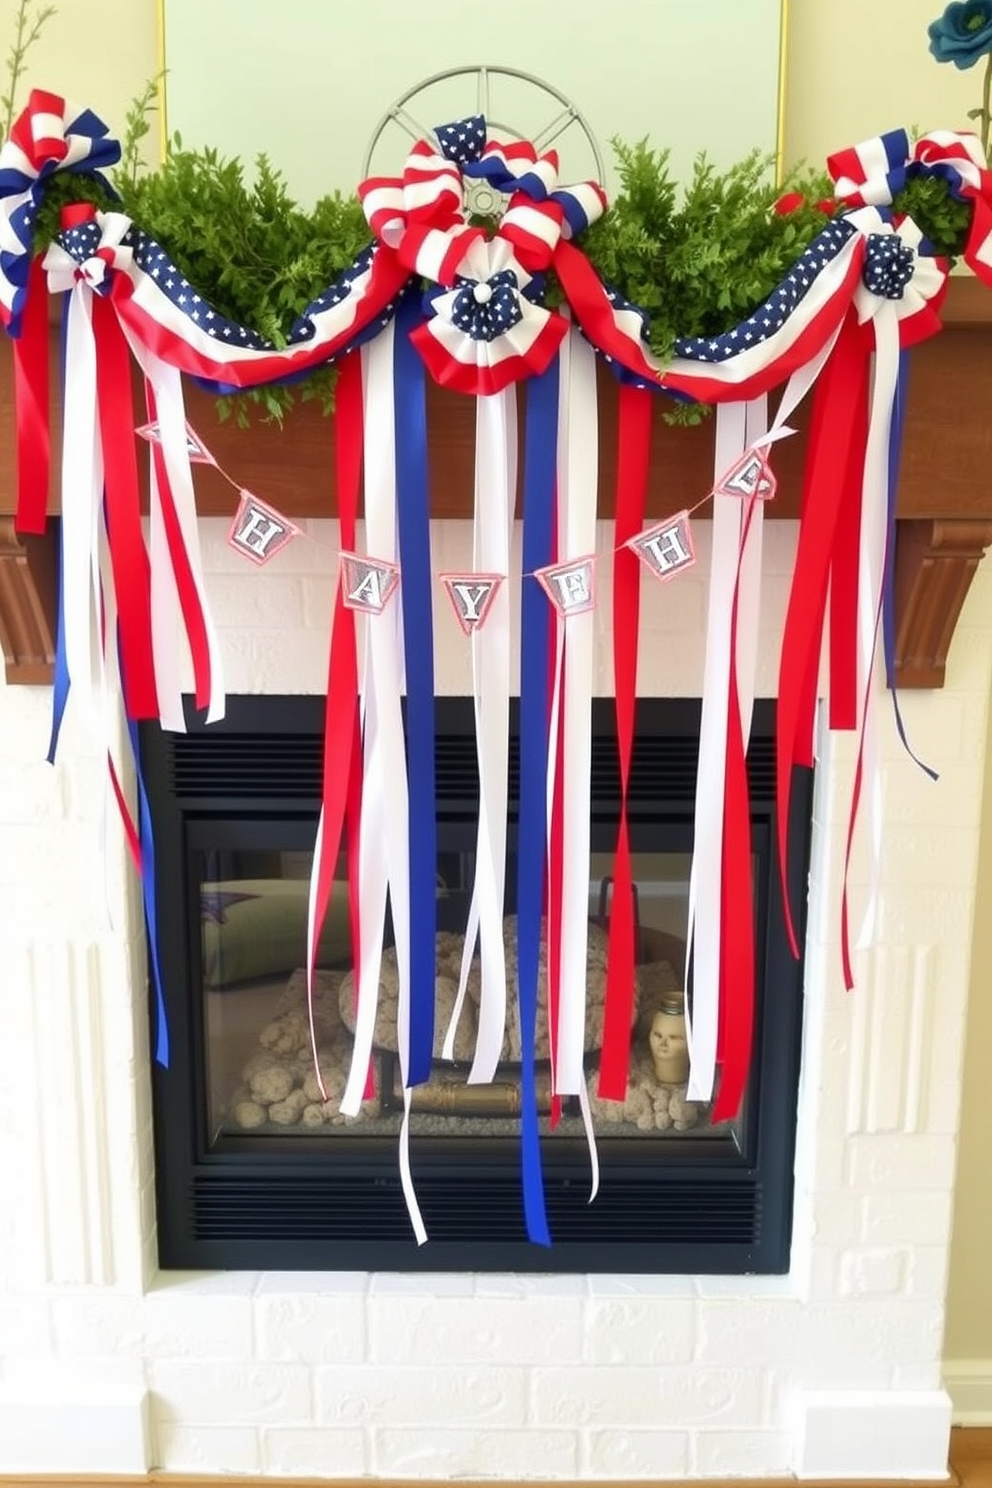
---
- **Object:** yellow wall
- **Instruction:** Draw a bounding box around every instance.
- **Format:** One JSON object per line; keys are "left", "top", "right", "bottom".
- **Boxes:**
{"left": 2, "top": 0, "right": 990, "bottom": 1362}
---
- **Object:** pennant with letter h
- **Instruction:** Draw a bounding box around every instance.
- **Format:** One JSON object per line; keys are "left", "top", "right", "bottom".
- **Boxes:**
{"left": 628, "top": 511, "right": 696, "bottom": 583}
{"left": 227, "top": 491, "right": 300, "bottom": 567}
{"left": 440, "top": 572, "right": 503, "bottom": 634}
{"left": 340, "top": 552, "right": 400, "bottom": 613}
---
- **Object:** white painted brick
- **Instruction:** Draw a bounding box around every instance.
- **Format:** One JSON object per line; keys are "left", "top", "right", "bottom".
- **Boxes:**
{"left": 314, "top": 1364, "right": 526, "bottom": 1427}
{"left": 255, "top": 1292, "right": 366, "bottom": 1364}
{"left": 148, "top": 1360, "right": 312, "bottom": 1426}
{"left": 263, "top": 1426, "right": 368, "bottom": 1477}
{"left": 53, "top": 1293, "right": 145, "bottom": 1358}
{"left": 208, "top": 573, "right": 307, "bottom": 628}
{"left": 0, "top": 1295, "right": 55, "bottom": 1354}
{"left": 369, "top": 1271, "right": 475, "bottom": 1296}
{"left": 692, "top": 1429, "right": 793, "bottom": 1477}
{"left": 143, "top": 1290, "right": 254, "bottom": 1360}
{"left": 369, "top": 1295, "right": 584, "bottom": 1366}
{"left": 530, "top": 1365, "right": 763, "bottom": 1429}
{"left": 809, "top": 1190, "right": 865, "bottom": 1246}
{"left": 587, "top": 1274, "right": 695, "bottom": 1298}
{"left": 845, "top": 1133, "right": 957, "bottom": 1191}
{"left": 862, "top": 1187, "right": 954, "bottom": 1246}
{"left": 838, "top": 1247, "right": 909, "bottom": 1297}
{"left": 582, "top": 1428, "right": 689, "bottom": 1478}
{"left": 472, "top": 1273, "right": 587, "bottom": 1297}
{"left": 585, "top": 1298, "right": 696, "bottom": 1364}
{"left": 374, "top": 1427, "right": 580, "bottom": 1479}
{"left": 907, "top": 1245, "right": 951, "bottom": 1301}
{"left": 154, "top": 1422, "right": 262, "bottom": 1474}
{"left": 301, "top": 572, "right": 339, "bottom": 627}
{"left": 256, "top": 1270, "right": 367, "bottom": 1295}
{"left": 695, "top": 1301, "right": 807, "bottom": 1367}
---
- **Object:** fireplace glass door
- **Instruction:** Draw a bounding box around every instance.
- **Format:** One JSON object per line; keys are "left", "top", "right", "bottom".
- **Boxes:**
{"left": 200, "top": 841, "right": 746, "bottom": 1147}
{"left": 142, "top": 696, "right": 810, "bottom": 1273}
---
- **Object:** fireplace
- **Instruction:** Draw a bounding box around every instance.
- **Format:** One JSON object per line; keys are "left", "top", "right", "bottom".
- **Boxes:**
{"left": 141, "top": 692, "right": 812, "bottom": 1274}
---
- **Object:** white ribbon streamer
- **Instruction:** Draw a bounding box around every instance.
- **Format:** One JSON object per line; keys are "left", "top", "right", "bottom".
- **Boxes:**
{"left": 854, "top": 307, "right": 901, "bottom": 950}
{"left": 339, "top": 327, "right": 426, "bottom": 1243}
{"left": 685, "top": 401, "right": 747, "bottom": 1101}
{"left": 445, "top": 389, "right": 515, "bottom": 1080}
{"left": 555, "top": 328, "right": 598, "bottom": 1097}
{"left": 59, "top": 284, "right": 104, "bottom": 739}
{"left": 120, "top": 329, "right": 226, "bottom": 724}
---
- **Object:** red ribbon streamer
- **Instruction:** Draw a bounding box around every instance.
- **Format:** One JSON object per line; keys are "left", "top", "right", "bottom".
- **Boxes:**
{"left": 827, "top": 381, "right": 869, "bottom": 734}
{"left": 712, "top": 500, "right": 758, "bottom": 1123}
{"left": 598, "top": 384, "right": 651, "bottom": 1100}
{"left": 776, "top": 315, "right": 870, "bottom": 953}
{"left": 93, "top": 294, "right": 158, "bottom": 719}
{"left": 547, "top": 643, "right": 565, "bottom": 1129}
{"left": 12, "top": 255, "right": 51, "bottom": 535}
{"left": 308, "top": 351, "right": 369, "bottom": 1098}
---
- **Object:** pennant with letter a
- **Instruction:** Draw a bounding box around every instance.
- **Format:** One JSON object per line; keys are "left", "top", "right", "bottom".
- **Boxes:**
{"left": 136, "top": 417, "right": 217, "bottom": 466}
{"left": 227, "top": 491, "right": 300, "bottom": 567}
{"left": 440, "top": 572, "right": 503, "bottom": 634}
{"left": 340, "top": 552, "right": 400, "bottom": 613}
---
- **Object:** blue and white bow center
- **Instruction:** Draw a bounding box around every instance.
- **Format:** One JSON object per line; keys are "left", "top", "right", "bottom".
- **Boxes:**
{"left": 451, "top": 270, "right": 523, "bottom": 341}
{"left": 862, "top": 231, "right": 915, "bottom": 299}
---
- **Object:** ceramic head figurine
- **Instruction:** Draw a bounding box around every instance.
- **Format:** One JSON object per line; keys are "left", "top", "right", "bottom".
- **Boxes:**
{"left": 648, "top": 993, "right": 689, "bottom": 1085}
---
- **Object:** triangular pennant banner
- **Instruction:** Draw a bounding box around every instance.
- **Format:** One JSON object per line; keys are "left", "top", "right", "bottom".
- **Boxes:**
{"left": 340, "top": 551, "right": 400, "bottom": 614}
{"left": 439, "top": 572, "right": 504, "bottom": 634}
{"left": 135, "top": 418, "right": 217, "bottom": 466}
{"left": 226, "top": 490, "right": 301, "bottom": 567}
{"left": 713, "top": 447, "right": 777, "bottom": 502}
{"left": 627, "top": 511, "right": 696, "bottom": 583}
{"left": 534, "top": 555, "right": 597, "bottom": 616}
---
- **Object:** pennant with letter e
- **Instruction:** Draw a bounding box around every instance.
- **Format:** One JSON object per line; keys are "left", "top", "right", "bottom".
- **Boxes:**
{"left": 534, "top": 555, "right": 596, "bottom": 616}
{"left": 227, "top": 490, "right": 301, "bottom": 567}
{"left": 628, "top": 511, "right": 696, "bottom": 582}
{"left": 340, "top": 552, "right": 400, "bottom": 614}
{"left": 440, "top": 572, "right": 503, "bottom": 634}
{"left": 714, "top": 447, "right": 777, "bottom": 502}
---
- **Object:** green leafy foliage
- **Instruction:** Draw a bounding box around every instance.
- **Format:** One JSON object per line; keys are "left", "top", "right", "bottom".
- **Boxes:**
{"left": 893, "top": 174, "right": 972, "bottom": 256}
{"left": 581, "top": 140, "right": 835, "bottom": 364}
{"left": 0, "top": 0, "right": 57, "bottom": 143}
{"left": 121, "top": 139, "right": 372, "bottom": 348}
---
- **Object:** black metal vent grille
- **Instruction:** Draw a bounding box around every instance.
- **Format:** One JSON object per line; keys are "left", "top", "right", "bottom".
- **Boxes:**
{"left": 168, "top": 729, "right": 776, "bottom": 806}
{"left": 193, "top": 1173, "right": 761, "bottom": 1246}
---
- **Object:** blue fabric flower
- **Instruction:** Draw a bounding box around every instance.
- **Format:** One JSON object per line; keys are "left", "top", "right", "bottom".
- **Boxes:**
{"left": 928, "top": 1, "right": 992, "bottom": 68}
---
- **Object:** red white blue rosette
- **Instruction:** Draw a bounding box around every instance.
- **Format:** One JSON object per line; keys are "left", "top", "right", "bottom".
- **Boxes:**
{"left": 0, "top": 89, "right": 120, "bottom": 335}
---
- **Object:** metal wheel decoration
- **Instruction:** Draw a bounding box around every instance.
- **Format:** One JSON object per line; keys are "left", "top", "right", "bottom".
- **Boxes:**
{"left": 363, "top": 65, "right": 605, "bottom": 216}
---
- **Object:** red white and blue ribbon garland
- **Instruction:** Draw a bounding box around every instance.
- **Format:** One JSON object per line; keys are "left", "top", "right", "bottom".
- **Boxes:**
{"left": 0, "top": 93, "right": 964, "bottom": 1241}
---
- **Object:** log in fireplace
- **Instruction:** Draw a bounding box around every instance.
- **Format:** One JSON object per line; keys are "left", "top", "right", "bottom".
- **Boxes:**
{"left": 140, "top": 695, "right": 812, "bottom": 1273}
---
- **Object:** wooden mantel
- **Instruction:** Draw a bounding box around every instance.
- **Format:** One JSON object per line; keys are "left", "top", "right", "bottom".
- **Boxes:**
{"left": 1, "top": 277, "right": 991, "bottom": 687}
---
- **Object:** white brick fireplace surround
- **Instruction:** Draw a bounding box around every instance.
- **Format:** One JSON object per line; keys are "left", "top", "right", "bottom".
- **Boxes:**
{"left": 0, "top": 515, "right": 989, "bottom": 1480}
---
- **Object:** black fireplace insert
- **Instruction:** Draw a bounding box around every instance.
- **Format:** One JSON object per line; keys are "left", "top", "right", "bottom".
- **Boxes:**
{"left": 140, "top": 696, "right": 812, "bottom": 1272}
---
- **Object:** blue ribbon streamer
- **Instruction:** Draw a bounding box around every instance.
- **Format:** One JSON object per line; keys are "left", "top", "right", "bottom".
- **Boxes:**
{"left": 516, "top": 359, "right": 559, "bottom": 1248}
{"left": 882, "top": 351, "right": 939, "bottom": 781}
{"left": 393, "top": 293, "right": 436, "bottom": 1085}
{"left": 126, "top": 716, "right": 170, "bottom": 1066}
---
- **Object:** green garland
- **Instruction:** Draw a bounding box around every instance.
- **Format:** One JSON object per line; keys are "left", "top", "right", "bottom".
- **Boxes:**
{"left": 17, "top": 124, "right": 979, "bottom": 425}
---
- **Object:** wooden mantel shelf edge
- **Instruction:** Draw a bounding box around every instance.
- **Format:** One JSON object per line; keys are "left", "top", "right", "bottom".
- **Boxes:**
{"left": 2, "top": 277, "right": 992, "bottom": 688}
